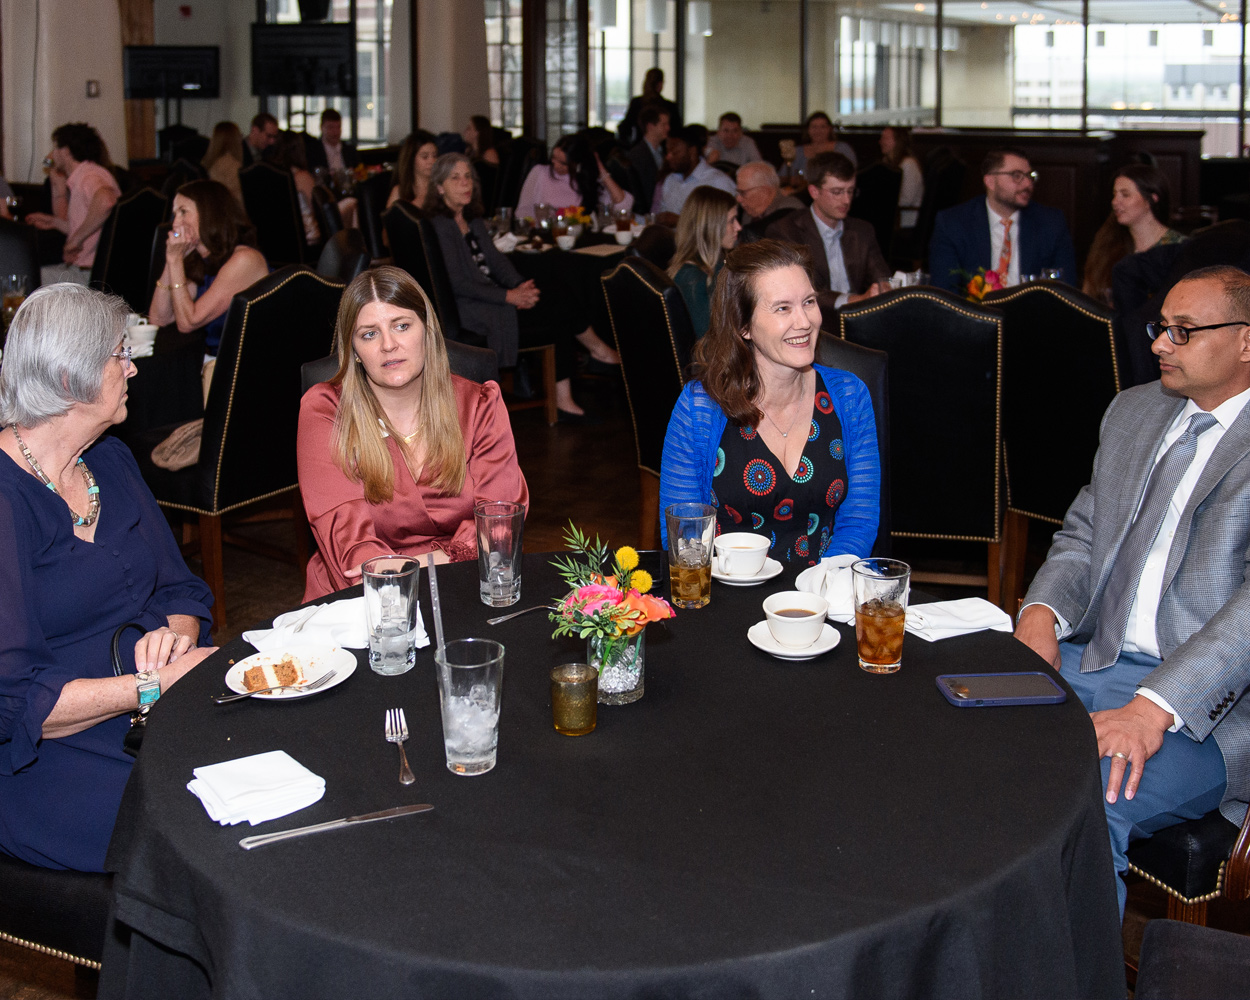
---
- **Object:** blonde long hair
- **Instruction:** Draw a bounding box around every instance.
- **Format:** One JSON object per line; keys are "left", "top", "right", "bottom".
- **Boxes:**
{"left": 667, "top": 185, "right": 739, "bottom": 286}
{"left": 329, "top": 267, "right": 466, "bottom": 503}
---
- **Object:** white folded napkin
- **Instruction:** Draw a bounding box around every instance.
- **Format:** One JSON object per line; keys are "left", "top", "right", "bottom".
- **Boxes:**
{"left": 493, "top": 232, "right": 520, "bottom": 253}
{"left": 795, "top": 554, "right": 859, "bottom": 623}
{"left": 241, "top": 596, "right": 430, "bottom": 652}
{"left": 187, "top": 750, "right": 325, "bottom": 826}
{"left": 904, "top": 598, "right": 1014, "bottom": 642}
{"left": 130, "top": 343, "right": 155, "bottom": 359}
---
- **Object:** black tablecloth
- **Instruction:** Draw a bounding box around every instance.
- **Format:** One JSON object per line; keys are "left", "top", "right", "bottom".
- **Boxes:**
{"left": 113, "top": 325, "right": 205, "bottom": 451}
{"left": 508, "top": 244, "right": 625, "bottom": 348}
{"left": 99, "top": 556, "right": 1124, "bottom": 999}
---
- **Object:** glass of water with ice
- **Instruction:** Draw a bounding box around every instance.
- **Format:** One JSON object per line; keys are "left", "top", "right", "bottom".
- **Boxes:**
{"left": 434, "top": 639, "right": 504, "bottom": 775}
{"left": 474, "top": 501, "right": 525, "bottom": 607}
{"left": 362, "top": 555, "right": 420, "bottom": 676}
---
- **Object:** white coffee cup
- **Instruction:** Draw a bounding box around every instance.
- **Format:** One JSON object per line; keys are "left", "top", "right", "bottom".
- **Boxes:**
{"left": 555, "top": 234, "right": 575, "bottom": 250}
{"left": 127, "top": 323, "right": 158, "bottom": 350}
{"left": 762, "top": 591, "right": 829, "bottom": 648}
{"left": 714, "top": 532, "right": 770, "bottom": 577}
{"left": 613, "top": 229, "right": 633, "bottom": 245}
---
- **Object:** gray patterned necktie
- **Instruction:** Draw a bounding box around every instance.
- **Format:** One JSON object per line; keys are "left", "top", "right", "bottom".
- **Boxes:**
{"left": 1080, "top": 411, "right": 1219, "bottom": 672}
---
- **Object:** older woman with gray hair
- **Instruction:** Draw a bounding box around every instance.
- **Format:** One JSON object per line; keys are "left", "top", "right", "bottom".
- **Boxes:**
{"left": 0, "top": 283, "right": 215, "bottom": 871}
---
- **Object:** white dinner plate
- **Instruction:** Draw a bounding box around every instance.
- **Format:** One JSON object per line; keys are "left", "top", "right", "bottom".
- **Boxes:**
{"left": 224, "top": 645, "right": 356, "bottom": 700}
{"left": 712, "top": 557, "right": 784, "bottom": 587}
{"left": 747, "top": 621, "right": 840, "bottom": 661}
{"left": 515, "top": 243, "right": 552, "bottom": 253}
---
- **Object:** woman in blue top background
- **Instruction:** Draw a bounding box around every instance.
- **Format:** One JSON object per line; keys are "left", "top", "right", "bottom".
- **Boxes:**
{"left": 148, "top": 179, "right": 269, "bottom": 357}
{"left": 667, "top": 184, "right": 741, "bottom": 339}
{"left": 0, "top": 284, "right": 216, "bottom": 871}
{"left": 659, "top": 240, "right": 879, "bottom": 564}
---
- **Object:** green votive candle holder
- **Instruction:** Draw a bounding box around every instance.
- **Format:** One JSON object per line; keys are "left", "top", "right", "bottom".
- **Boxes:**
{"left": 551, "top": 663, "right": 598, "bottom": 736}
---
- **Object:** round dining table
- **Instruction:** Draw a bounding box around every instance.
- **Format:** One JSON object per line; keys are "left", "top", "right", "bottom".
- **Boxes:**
{"left": 98, "top": 554, "right": 1125, "bottom": 999}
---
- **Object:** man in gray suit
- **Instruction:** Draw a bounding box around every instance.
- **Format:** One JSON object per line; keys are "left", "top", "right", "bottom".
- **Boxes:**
{"left": 1016, "top": 265, "right": 1250, "bottom": 917}
{"left": 766, "top": 151, "right": 890, "bottom": 331}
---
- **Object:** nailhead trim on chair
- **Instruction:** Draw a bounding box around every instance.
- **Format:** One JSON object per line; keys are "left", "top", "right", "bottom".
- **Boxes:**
{"left": 1127, "top": 859, "right": 1227, "bottom": 906}
{"left": 155, "top": 483, "right": 303, "bottom": 518}
{"left": 0, "top": 929, "right": 101, "bottom": 970}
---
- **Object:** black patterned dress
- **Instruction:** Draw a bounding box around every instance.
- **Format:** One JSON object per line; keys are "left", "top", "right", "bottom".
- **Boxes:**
{"left": 712, "top": 374, "right": 849, "bottom": 566}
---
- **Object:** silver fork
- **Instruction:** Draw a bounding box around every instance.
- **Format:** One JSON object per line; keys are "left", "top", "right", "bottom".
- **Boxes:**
{"left": 385, "top": 708, "right": 416, "bottom": 785}
{"left": 213, "top": 669, "right": 337, "bottom": 704}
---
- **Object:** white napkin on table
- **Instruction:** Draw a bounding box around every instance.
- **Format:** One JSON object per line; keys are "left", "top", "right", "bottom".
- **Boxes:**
{"left": 904, "top": 598, "right": 1014, "bottom": 642}
{"left": 795, "top": 554, "right": 859, "bottom": 623}
{"left": 241, "top": 597, "right": 430, "bottom": 652}
{"left": 187, "top": 750, "right": 325, "bottom": 826}
{"left": 493, "top": 232, "right": 520, "bottom": 253}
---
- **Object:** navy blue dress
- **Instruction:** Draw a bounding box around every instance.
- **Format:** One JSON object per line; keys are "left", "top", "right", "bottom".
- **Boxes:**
{"left": 0, "top": 436, "right": 212, "bottom": 871}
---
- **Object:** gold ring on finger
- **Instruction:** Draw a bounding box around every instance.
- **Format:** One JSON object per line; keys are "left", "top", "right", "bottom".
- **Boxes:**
{"left": 1111, "top": 751, "right": 1129, "bottom": 761}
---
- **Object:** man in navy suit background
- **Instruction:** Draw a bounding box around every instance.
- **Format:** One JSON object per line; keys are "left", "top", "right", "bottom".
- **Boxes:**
{"left": 928, "top": 147, "right": 1076, "bottom": 293}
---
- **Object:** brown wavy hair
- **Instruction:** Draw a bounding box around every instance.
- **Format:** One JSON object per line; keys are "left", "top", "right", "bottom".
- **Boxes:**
{"left": 174, "top": 179, "right": 256, "bottom": 284}
{"left": 692, "top": 239, "right": 815, "bottom": 427}
{"left": 329, "top": 266, "right": 466, "bottom": 503}
{"left": 1082, "top": 163, "right": 1173, "bottom": 301}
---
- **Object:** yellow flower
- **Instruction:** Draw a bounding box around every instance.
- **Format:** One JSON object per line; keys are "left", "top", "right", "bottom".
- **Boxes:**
{"left": 615, "top": 546, "right": 639, "bottom": 572}
{"left": 630, "top": 569, "right": 653, "bottom": 593}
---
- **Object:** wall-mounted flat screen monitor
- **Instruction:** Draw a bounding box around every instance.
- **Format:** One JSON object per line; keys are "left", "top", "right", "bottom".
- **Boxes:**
{"left": 251, "top": 23, "right": 355, "bottom": 97}
{"left": 124, "top": 46, "right": 220, "bottom": 100}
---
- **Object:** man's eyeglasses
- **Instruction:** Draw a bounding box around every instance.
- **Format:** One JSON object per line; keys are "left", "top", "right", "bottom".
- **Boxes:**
{"left": 823, "top": 186, "right": 857, "bottom": 199}
{"left": 988, "top": 170, "right": 1038, "bottom": 183}
{"left": 111, "top": 346, "right": 134, "bottom": 363}
{"left": 1145, "top": 320, "right": 1250, "bottom": 345}
{"left": 736, "top": 184, "right": 768, "bottom": 197}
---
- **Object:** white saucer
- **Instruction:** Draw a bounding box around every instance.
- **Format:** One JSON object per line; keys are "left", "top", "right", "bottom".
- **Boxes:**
{"left": 713, "top": 557, "right": 783, "bottom": 587}
{"left": 747, "top": 621, "right": 840, "bottom": 660}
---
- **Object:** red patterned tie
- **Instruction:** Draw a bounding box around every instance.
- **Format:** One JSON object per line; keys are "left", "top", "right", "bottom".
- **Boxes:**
{"left": 996, "top": 218, "right": 1013, "bottom": 281}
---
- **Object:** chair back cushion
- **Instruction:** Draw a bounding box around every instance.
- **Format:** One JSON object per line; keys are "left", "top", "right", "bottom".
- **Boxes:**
{"left": 0, "top": 218, "right": 40, "bottom": 312}
{"left": 627, "top": 225, "right": 677, "bottom": 270}
{"left": 814, "top": 332, "right": 892, "bottom": 555}
{"left": 316, "top": 228, "right": 370, "bottom": 283}
{"left": 1127, "top": 810, "right": 1239, "bottom": 901}
{"left": 982, "top": 281, "right": 1120, "bottom": 523}
{"left": 311, "top": 185, "right": 344, "bottom": 239}
{"left": 496, "top": 137, "right": 545, "bottom": 210}
{"left": 157, "top": 267, "right": 344, "bottom": 513}
{"left": 840, "top": 287, "right": 1002, "bottom": 542}
{"left": 849, "top": 163, "right": 903, "bottom": 262}
{"left": 353, "top": 171, "right": 392, "bottom": 259}
{"left": 301, "top": 338, "right": 499, "bottom": 397}
{"left": 146, "top": 222, "right": 172, "bottom": 311}
{"left": 0, "top": 852, "right": 111, "bottom": 965}
{"left": 383, "top": 204, "right": 464, "bottom": 340}
{"left": 475, "top": 160, "right": 500, "bottom": 216}
{"left": 89, "top": 187, "right": 168, "bottom": 312}
{"left": 601, "top": 257, "right": 696, "bottom": 474}
{"left": 915, "top": 148, "right": 966, "bottom": 259}
{"left": 240, "top": 163, "right": 307, "bottom": 265}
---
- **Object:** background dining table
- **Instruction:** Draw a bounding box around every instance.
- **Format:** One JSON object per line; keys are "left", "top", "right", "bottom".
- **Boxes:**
{"left": 98, "top": 553, "right": 1125, "bottom": 999}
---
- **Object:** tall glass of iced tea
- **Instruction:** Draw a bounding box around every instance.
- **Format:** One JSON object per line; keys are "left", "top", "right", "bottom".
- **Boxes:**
{"left": 851, "top": 558, "right": 911, "bottom": 673}
{"left": 664, "top": 503, "right": 716, "bottom": 609}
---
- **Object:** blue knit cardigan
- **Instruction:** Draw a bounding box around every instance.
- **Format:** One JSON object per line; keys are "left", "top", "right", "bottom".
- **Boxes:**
{"left": 658, "top": 364, "right": 880, "bottom": 554}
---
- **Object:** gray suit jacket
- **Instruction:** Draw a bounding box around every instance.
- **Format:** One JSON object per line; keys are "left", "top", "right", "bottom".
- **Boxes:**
{"left": 429, "top": 215, "right": 522, "bottom": 368}
{"left": 765, "top": 209, "right": 891, "bottom": 329}
{"left": 1025, "top": 382, "right": 1250, "bottom": 823}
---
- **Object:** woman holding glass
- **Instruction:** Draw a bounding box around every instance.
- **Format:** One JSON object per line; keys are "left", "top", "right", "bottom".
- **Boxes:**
{"left": 297, "top": 267, "right": 528, "bottom": 600}
{"left": 668, "top": 185, "right": 741, "bottom": 339}
{"left": 0, "top": 284, "right": 215, "bottom": 871}
{"left": 659, "top": 239, "right": 879, "bottom": 563}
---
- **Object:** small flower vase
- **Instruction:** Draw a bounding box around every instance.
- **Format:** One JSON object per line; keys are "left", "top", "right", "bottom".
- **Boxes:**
{"left": 588, "top": 629, "right": 645, "bottom": 705}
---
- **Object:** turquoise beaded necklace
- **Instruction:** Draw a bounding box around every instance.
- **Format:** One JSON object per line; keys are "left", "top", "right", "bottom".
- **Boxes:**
{"left": 11, "top": 427, "right": 101, "bottom": 527}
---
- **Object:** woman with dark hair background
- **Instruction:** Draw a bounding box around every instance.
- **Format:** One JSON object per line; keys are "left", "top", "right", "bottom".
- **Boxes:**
{"left": 1082, "top": 163, "right": 1185, "bottom": 305}
{"left": 659, "top": 239, "right": 879, "bottom": 563}
{"left": 463, "top": 116, "right": 500, "bottom": 166}
{"left": 201, "top": 121, "right": 246, "bottom": 210}
{"left": 387, "top": 129, "right": 439, "bottom": 212}
{"left": 515, "top": 132, "right": 632, "bottom": 220}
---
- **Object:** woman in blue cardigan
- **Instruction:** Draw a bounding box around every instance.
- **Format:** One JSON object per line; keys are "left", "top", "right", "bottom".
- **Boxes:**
{"left": 659, "top": 239, "right": 879, "bottom": 564}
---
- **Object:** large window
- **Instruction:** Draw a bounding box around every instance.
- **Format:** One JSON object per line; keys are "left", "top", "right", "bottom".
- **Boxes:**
{"left": 590, "top": 0, "right": 678, "bottom": 133}
{"left": 486, "top": 0, "right": 525, "bottom": 133}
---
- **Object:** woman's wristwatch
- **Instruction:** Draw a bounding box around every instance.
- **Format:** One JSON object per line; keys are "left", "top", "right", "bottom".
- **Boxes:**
{"left": 135, "top": 669, "right": 162, "bottom": 715}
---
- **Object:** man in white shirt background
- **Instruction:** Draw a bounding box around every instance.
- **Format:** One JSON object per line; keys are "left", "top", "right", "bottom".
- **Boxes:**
{"left": 653, "top": 124, "right": 736, "bottom": 224}
{"left": 305, "top": 108, "right": 360, "bottom": 173}
{"left": 242, "top": 112, "right": 279, "bottom": 167}
{"left": 1016, "top": 265, "right": 1250, "bottom": 919}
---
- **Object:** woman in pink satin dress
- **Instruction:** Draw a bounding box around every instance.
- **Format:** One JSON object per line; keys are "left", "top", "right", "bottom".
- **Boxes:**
{"left": 297, "top": 266, "right": 528, "bottom": 600}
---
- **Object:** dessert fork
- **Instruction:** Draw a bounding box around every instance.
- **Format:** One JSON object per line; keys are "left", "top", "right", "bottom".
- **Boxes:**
{"left": 385, "top": 707, "right": 416, "bottom": 785}
{"left": 213, "top": 669, "right": 336, "bottom": 704}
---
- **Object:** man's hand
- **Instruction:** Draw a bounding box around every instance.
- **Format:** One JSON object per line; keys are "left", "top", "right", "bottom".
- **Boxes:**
{"left": 1014, "top": 604, "right": 1062, "bottom": 669}
{"left": 25, "top": 211, "right": 66, "bottom": 232}
{"left": 1092, "top": 695, "right": 1173, "bottom": 803}
{"left": 845, "top": 283, "right": 885, "bottom": 305}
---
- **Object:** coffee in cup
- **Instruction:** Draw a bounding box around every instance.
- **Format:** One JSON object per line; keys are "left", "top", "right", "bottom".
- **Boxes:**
{"left": 714, "top": 532, "right": 770, "bottom": 577}
{"left": 762, "top": 591, "right": 829, "bottom": 647}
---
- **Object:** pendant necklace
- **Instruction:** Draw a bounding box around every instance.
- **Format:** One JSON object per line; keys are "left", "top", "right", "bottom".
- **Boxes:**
{"left": 11, "top": 427, "right": 101, "bottom": 527}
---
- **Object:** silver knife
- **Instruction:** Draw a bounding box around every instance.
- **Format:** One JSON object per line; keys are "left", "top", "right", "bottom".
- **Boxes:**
{"left": 238, "top": 803, "right": 434, "bottom": 850}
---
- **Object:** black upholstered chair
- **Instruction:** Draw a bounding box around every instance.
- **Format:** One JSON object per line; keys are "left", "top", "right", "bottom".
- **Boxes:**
{"left": 301, "top": 339, "right": 501, "bottom": 397}
{"left": 814, "top": 332, "right": 892, "bottom": 556}
{"left": 850, "top": 162, "right": 903, "bottom": 265}
{"left": 311, "top": 184, "right": 344, "bottom": 239}
{"left": 353, "top": 170, "right": 393, "bottom": 260}
{"left": 158, "top": 158, "right": 206, "bottom": 207}
{"left": 0, "top": 853, "right": 110, "bottom": 970}
{"left": 316, "top": 228, "right": 370, "bottom": 283}
{"left": 600, "top": 257, "right": 696, "bottom": 548}
{"left": 240, "top": 162, "right": 308, "bottom": 266}
{"left": 496, "top": 137, "right": 544, "bottom": 210}
{"left": 839, "top": 287, "right": 1004, "bottom": 606}
{"left": 627, "top": 225, "right": 677, "bottom": 271}
{"left": 1135, "top": 919, "right": 1250, "bottom": 997}
{"left": 0, "top": 219, "right": 39, "bottom": 346}
{"left": 135, "top": 267, "right": 344, "bottom": 630}
{"left": 385, "top": 202, "right": 557, "bottom": 424}
{"left": 145, "top": 222, "right": 171, "bottom": 314}
{"left": 912, "top": 147, "right": 966, "bottom": 269}
{"left": 982, "top": 281, "right": 1121, "bottom": 611}
{"left": 89, "top": 187, "right": 168, "bottom": 312}
{"left": 476, "top": 160, "right": 500, "bottom": 216}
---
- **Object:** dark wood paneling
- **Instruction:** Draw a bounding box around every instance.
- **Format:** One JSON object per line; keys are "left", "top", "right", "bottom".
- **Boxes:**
{"left": 1105, "top": 130, "right": 1203, "bottom": 208}
{"left": 118, "top": 0, "right": 156, "bottom": 163}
